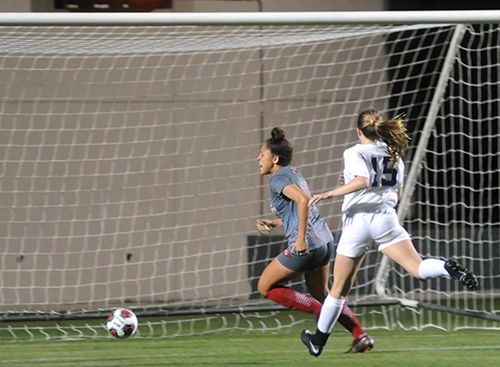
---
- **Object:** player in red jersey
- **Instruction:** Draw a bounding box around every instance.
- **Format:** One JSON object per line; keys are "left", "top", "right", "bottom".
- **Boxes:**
{"left": 257, "top": 127, "right": 374, "bottom": 353}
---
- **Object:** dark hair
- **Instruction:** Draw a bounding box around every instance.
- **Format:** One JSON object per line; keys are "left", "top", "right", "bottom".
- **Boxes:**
{"left": 265, "top": 127, "right": 293, "bottom": 166}
{"left": 357, "top": 108, "right": 410, "bottom": 162}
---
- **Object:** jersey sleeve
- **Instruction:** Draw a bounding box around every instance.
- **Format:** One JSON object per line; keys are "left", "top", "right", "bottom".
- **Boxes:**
{"left": 270, "top": 173, "right": 295, "bottom": 197}
{"left": 397, "top": 159, "right": 405, "bottom": 187}
{"left": 344, "top": 147, "right": 370, "bottom": 179}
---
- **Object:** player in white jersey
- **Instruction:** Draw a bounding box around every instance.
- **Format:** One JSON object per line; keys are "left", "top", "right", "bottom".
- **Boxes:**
{"left": 300, "top": 109, "right": 479, "bottom": 358}
{"left": 257, "top": 127, "right": 374, "bottom": 353}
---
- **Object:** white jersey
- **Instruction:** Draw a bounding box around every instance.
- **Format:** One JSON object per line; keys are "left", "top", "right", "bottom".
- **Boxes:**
{"left": 341, "top": 140, "right": 404, "bottom": 215}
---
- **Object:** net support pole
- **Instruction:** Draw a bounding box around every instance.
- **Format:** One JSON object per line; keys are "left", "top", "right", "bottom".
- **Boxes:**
{"left": 374, "top": 24, "right": 467, "bottom": 299}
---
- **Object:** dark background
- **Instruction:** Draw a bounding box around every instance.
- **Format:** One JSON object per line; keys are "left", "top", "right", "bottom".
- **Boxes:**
{"left": 387, "top": 0, "right": 500, "bottom": 10}
{"left": 386, "top": 0, "right": 499, "bottom": 224}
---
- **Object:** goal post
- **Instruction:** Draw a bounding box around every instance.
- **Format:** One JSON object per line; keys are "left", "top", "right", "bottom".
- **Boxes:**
{"left": 374, "top": 24, "right": 467, "bottom": 299}
{"left": 0, "top": 12, "right": 499, "bottom": 341}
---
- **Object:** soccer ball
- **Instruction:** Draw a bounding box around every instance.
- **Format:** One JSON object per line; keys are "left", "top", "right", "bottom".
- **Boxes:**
{"left": 106, "top": 308, "right": 138, "bottom": 338}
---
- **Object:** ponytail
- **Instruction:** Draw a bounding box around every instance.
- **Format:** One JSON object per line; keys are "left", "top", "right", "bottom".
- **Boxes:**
{"left": 357, "top": 109, "right": 410, "bottom": 162}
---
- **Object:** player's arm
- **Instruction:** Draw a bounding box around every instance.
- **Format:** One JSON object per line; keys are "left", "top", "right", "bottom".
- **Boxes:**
{"left": 281, "top": 183, "right": 309, "bottom": 254}
{"left": 256, "top": 218, "right": 283, "bottom": 234}
{"left": 308, "top": 175, "right": 370, "bottom": 206}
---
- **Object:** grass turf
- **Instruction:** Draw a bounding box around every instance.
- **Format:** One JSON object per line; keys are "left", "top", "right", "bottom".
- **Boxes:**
{"left": 0, "top": 325, "right": 498, "bottom": 366}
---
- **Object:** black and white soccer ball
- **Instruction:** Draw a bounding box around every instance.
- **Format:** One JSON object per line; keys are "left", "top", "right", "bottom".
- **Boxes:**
{"left": 106, "top": 308, "right": 138, "bottom": 338}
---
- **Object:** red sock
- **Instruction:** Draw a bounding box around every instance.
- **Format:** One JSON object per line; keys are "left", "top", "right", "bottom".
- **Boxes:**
{"left": 265, "top": 287, "right": 322, "bottom": 316}
{"left": 337, "top": 303, "right": 365, "bottom": 340}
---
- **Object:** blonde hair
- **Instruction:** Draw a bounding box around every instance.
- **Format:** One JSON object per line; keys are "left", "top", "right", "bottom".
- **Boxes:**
{"left": 357, "top": 108, "right": 410, "bottom": 162}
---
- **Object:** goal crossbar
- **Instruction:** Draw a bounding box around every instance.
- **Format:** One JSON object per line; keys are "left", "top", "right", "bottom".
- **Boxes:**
{"left": 1, "top": 10, "right": 500, "bottom": 26}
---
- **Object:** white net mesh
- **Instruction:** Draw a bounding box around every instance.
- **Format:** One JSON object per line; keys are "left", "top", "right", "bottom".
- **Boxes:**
{"left": 385, "top": 24, "right": 500, "bottom": 330}
{"left": 0, "top": 23, "right": 498, "bottom": 337}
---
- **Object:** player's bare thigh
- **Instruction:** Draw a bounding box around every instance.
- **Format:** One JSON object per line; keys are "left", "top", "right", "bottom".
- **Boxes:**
{"left": 381, "top": 239, "right": 423, "bottom": 279}
{"left": 257, "top": 257, "right": 304, "bottom": 295}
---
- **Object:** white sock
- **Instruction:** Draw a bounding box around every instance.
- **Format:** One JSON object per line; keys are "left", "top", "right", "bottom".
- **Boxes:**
{"left": 418, "top": 258, "right": 448, "bottom": 279}
{"left": 317, "top": 294, "right": 345, "bottom": 334}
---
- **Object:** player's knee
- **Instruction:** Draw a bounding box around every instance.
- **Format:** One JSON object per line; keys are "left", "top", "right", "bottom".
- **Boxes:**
{"left": 257, "top": 279, "right": 270, "bottom": 296}
{"left": 329, "top": 280, "right": 351, "bottom": 299}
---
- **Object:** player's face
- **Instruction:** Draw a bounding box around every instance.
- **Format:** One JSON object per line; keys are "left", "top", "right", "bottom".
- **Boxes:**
{"left": 257, "top": 143, "right": 277, "bottom": 176}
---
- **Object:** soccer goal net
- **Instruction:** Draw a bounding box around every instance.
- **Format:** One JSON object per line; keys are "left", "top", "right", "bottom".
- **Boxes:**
{"left": 0, "top": 12, "right": 498, "bottom": 340}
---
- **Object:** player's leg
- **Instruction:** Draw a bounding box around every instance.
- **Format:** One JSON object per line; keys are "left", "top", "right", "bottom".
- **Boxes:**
{"left": 303, "top": 263, "right": 329, "bottom": 303}
{"left": 304, "top": 264, "right": 371, "bottom": 345}
{"left": 317, "top": 253, "right": 364, "bottom": 333}
{"left": 382, "top": 239, "right": 478, "bottom": 290}
{"left": 380, "top": 239, "right": 423, "bottom": 278}
{"left": 258, "top": 257, "right": 322, "bottom": 315}
{"left": 375, "top": 211, "right": 457, "bottom": 280}
{"left": 302, "top": 254, "right": 364, "bottom": 357}
{"left": 301, "top": 214, "right": 371, "bottom": 357}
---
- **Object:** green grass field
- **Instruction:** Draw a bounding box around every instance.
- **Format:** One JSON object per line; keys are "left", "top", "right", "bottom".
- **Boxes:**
{"left": 0, "top": 316, "right": 498, "bottom": 367}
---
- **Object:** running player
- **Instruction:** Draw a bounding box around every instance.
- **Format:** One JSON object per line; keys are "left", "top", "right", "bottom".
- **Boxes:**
{"left": 300, "top": 108, "right": 479, "bottom": 357}
{"left": 257, "top": 127, "right": 374, "bottom": 353}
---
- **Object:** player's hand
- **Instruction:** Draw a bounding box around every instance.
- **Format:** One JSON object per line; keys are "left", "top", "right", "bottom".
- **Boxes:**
{"left": 308, "top": 193, "right": 325, "bottom": 207}
{"left": 291, "top": 239, "right": 309, "bottom": 256}
{"left": 338, "top": 174, "right": 345, "bottom": 185}
{"left": 256, "top": 219, "right": 275, "bottom": 234}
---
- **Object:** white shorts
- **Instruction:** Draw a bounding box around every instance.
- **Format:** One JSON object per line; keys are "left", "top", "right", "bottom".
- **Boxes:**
{"left": 336, "top": 209, "right": 411, "bottom": 258}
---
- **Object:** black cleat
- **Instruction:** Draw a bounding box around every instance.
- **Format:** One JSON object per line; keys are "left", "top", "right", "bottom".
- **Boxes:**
{"left": 301, "top": 330, "right": 323, "bottom": 357}
{"left": 346, "top": 334, "right": 375, "bottom": 353}
{"left": 445, "top": 259, "right": 478, "bottom": 291}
